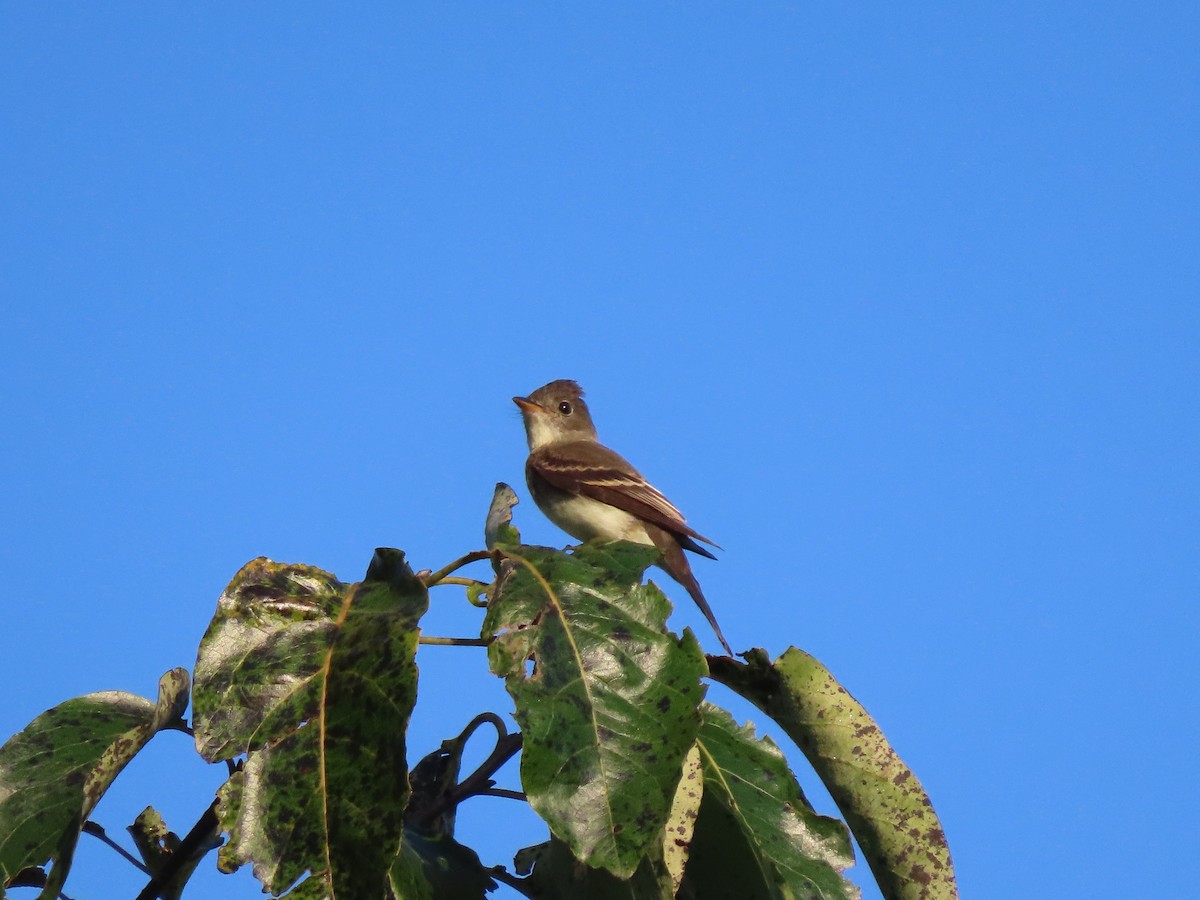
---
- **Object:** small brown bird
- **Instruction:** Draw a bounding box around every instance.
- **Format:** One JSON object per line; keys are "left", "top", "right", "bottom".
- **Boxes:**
{"left": 513, "top": 379, "right": 733, "bottom": 656}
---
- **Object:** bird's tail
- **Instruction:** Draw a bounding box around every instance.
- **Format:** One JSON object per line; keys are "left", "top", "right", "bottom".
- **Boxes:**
{"left": 647, "top": 526, "right": 734, "bottom": 656}
{"left": 678, "top": 567, "right": 735, "bottom": 657}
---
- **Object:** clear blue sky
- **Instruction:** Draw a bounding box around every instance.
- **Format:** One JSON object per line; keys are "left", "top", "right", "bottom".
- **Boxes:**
{"left": 2, "top": 6, "right": 1196, "bottom": 898}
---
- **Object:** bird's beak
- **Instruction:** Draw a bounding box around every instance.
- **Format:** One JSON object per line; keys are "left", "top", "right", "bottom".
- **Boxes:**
{"left": 512, "top": 396, "right": 541, "bottom": 414}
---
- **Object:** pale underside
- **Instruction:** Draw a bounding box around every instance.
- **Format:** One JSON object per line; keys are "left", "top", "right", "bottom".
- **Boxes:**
{"left": 536, "top": 487, "right": 657, "bottom": 546}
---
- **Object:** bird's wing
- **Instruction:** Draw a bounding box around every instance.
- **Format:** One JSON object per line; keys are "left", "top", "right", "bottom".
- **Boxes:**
{"left": 529, "top": 441, "right": 720, "bottom": 551}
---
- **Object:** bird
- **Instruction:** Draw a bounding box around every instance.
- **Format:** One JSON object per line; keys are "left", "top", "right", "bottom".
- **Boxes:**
{"left": 512, "top": 379, "right": 734, "bottom": 656}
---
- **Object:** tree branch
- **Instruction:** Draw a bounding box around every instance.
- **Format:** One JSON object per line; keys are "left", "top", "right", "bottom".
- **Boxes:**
{"left": 82, "top": 820, "right": 150, "bottom": 874}
{"left": 448, "top": 725, "right": 523, "bottom": 807}
{"left": 133, "top": 799, "right": 220, "bottom": 900}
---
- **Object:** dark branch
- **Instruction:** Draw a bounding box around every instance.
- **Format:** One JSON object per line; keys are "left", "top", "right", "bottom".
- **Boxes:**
{"left": 487, "top": 865, "right": 539, "bottom": 898}
{"left": 475, "top": 787, "right": 527, "bottom": 802}
{"left": 82, "top": 821, "right": 151, "bottom": 874}
{"left": 448, "top": 727, "right": 523, "bottom": 806}
{"left": 407, "top": 714, "right": 525, "bottom": 832}
{"left": 458, "top": 712, "right": 509, "bottom": 745}
{"left": 134, "top": 799, "right": 220, "bottom": 900}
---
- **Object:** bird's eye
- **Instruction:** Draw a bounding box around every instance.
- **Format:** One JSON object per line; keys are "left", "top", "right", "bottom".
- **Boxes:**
{"left": 558, "top": 401, "right": 573, "bottom": 415}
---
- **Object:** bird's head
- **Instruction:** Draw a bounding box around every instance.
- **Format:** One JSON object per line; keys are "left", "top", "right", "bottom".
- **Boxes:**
{"left": 513, "top": 379, "right": 598, "bottom": 450}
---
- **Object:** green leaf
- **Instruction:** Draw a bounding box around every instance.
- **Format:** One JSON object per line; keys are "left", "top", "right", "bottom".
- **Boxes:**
{"left": 513, "top": 838, "right": 668, "bottom": 899}
{"left": 681, "top": 704, "right": 858, "bottom": 900}
{"left": 192, "top": 558, "right": 347, "bottom": 761}
{"left": 482, "top": 542, "right": 707, "bottom": 878}
{"left": 280, "top": 872, "right": 332, "bottom": 898}
{"left": 388, "top": 831, "right": 495, "bottom": 900}
{"left": 203, "top": 551, "right": 429, "bottom": 898}
{"left": 216, "top": 738, "right": 321, "bottom": 892}
{"left": 0, "top": 669, "right": 189, "bottom": 898}
{"left": 128, "top": 806, "right": 174, "bottom": 869}
{"left": 708, "top": 649, "right": 957, "bottom": 900}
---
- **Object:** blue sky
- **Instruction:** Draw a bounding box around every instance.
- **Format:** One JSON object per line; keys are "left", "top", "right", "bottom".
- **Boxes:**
{"left": 1, "top": 5, "right": 1196, "bottom": 898}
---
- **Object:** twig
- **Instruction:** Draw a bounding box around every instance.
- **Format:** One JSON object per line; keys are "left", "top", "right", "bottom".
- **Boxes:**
{"left": 409, "top": 714, "right": 525, "bottom": 831}
{"left": 458, "top": 712, "right": 508, "bottom": 744}
{"left": 448, "top": 728, "right": 523, "bottom": 806}
{"left": 162, "top": 718, "right": 194, "bottom": 737}
{"left": 418, "top": 635, "right": 492, "bottom": 647}
{"left": 475, "top": 788, "right": 527, "bottom": 802}
{"left": 429, "top": 575, "right": 488, "bottom": 589}
{"left": 487, "top": 864, "right": 539, "bottom": 898}
{"left": 82, "top": 821, "right": 151, "bottom": 874}
{"left": 421, "top": 550, "right": 492, "bottom": 587}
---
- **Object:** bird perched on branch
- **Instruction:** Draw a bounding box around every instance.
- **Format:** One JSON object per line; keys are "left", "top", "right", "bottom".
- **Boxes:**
{"left": 513, "top": 379, "right": 733, "bottom": 656}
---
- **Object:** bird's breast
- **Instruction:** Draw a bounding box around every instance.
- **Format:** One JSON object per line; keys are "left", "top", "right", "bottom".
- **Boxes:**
{"left": 527, "top": 470, "right": 653, "bottom": 546}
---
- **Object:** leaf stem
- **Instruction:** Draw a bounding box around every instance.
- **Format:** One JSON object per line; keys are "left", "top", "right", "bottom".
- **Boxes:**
{"left": 421, "top": 550, "right": 493, "bottom": 587}
{"left": 417, "top": 635, "right": 493, "bottom": 647}
{"left": 82, "top": 821, "right": 151, "bottom": 874}
{"left": 429, "top": 575, "right": 488, "bottom": 589}
{"left": 476, "top": 787, "right": 527, "bottom": 802}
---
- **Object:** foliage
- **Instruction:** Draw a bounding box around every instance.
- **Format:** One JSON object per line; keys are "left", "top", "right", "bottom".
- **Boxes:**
{"left": 0, "top": 486, "right": 956, "bottom": 899}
